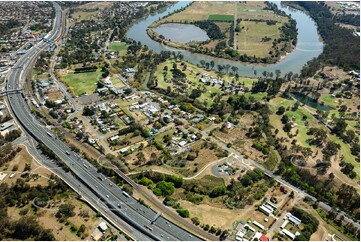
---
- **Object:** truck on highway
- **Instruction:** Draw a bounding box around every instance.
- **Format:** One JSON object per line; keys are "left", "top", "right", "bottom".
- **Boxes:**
{"left": 122, "top": 191, "right": 130, "bottom": 198}
{"left": 47, "top": 132, "right": 53, "bottom": 137}
{"left": 144, "top": 225, "right": 153, "bottom": 231}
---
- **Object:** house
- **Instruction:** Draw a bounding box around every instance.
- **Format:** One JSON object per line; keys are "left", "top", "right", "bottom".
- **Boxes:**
{"left": 281, "top": 229, "right": 295, "bottom": 240}
{"left": 124, "top": 68, "right": 135, "bottom": 73}
{"left": 260, "top": 234, "right": 269, "bottom": 241}
{"left": 91, "top": 228, "right": 103, "bottom": 241}
{"left": 281, "top": 220, "right": 288, "bottom": 229}
{"left": 286, "top": 213, "right": 302, "bottom": 227}
{"left": 119, "top": 147, "right": 128, "bottom": 154}
{"left": 259, "top": 205, "right": 273, "bottom": 216}
{"left": 349, "top": 70, "right": 360, "bottom": 78}
{"left": 253, "top": 221, "right": 264, "bottom": 230}
{"left": 225, "top": 121, "right": 233, "bottom": 129}
{"left": 38, "top": 80, "right": 52, "bottom": 88}
{"left": 110, "top": 87, "right": 122, "bottom": 95}
{"left": 178, "top": 141, "right": 187, "bottom": 147}
{"left": 104, "top": 76, "right": 112, "bottom": 86}
{"left": 0, "top": 121, "right": 14, "bottom": 131}
{"left": 88, "top": 138, "right": 96, "bottom": 144}
{"left": 98, "top": 221, "right": 107, "bottom": 232}
{"left": 109, "top": 135, "right": 119, "bottom": 142}
{"left": 123, "top": 116, "right": 133, "bottom": 125}
{"left": 266, "top": 201, "right": 277, "bottom": 210}
{"left": 253, "top": 232, "right": 269, "bottom": 241}
{"left": 97, "top": 87, "right": 108, "bottom": 94}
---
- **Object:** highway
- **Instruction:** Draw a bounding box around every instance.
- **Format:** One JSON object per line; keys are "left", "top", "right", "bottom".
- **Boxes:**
{"left": 5, "top": 2, "right": 202, "bottom": 241}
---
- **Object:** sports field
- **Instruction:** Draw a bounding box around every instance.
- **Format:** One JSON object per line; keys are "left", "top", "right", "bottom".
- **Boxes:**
{"left": 62, "top": 69, "right": 102, "bottom": 96}
{"left": 108, "top": 41, "right": 127, "bottom": 51}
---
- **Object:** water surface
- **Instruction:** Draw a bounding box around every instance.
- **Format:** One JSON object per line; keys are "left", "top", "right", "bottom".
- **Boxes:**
{"left": 292, "top": 92, "right": 333, "bottom": 111}
{"left": 153, "top": 23, "right": 209, "bottom": 44}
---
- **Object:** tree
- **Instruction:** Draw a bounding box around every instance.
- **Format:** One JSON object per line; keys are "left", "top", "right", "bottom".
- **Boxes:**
{"left": 191, "top": 217, "right": 200, "bottom": 225}
{"left": 78, "top": 224, "right": 86, "bottom": 234}
{"left": 240, "top": 174, "right": 252, "bottom": 186}
{"left": 231, "top": 66, "right": 238, "bottom": 74}
{"left": 210, "top": 186, "right": 226, "bottom": 197}
{"left": 343, "top": 130, "right": 356, "bottom": 144}
{"left": 322, "top": 141, "right": 340, "bottom": 160}
{"left": 155, "top": 181, "right": 175, "bottom": 196}
{"left": 307, "top": 127, "right": 327, "bottom": 146}
{"left": 82, "top": 106, "right": 95, "bottom": 116}
{"left": 190, "top": 89, "right": 202, "bottom": 99}
{"left": 177, "top": 209, "right": 190, "bottom": 218}
{"left": 56, "top": 204, "right": 75, "bottom": 220}
{"left": 210, "top": 60, "right": 215, "bottom": 70}
{"left": 276, "top": 106, "right": 286, "bottom": 115}
{"left": 275, "top": 69, "right": 281, "bottom": 79}
{"left": 225, "top": 64, "right": 231, "bottom": 74}
{"left": 332, "top": 119, "right": 347, "bottom": 136}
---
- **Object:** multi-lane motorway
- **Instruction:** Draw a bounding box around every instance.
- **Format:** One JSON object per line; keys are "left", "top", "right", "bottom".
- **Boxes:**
{"left": 6, "top": 2, "right": 202, "bottom": 241}
{"left": 6, "top": 1, "right": 359, "bottom": 240}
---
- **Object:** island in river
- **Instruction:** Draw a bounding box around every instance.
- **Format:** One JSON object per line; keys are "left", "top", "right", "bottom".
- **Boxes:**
{"left": 147, "top": 1, "right": 298, "bottom": 64}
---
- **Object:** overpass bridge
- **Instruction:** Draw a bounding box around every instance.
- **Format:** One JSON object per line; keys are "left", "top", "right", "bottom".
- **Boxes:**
{"left": 0, "top": 89, "right": 23, "bottom": 97}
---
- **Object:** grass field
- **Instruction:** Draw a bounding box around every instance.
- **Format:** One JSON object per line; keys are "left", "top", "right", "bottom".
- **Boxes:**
{"left": 236, "top": 21, "right": 283, "bottom": 57}
{"left": 108, "top": 41, "right": 127, "bottom": 51}
{"left": 62, "top": 70, "right": 102, "bottom": 96}
{"left": 208, "top": 14, "right": 234, "bottom": 22}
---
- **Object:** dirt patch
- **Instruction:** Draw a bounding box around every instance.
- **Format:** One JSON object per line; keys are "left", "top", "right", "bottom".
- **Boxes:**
{"left": 45, "top": 91, "right": 64, "bottom": 101}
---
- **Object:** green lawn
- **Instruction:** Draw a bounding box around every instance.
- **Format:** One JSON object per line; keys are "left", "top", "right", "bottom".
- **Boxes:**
{"left": 284, "top": 108, "right": 315, "bottom": 147}
{"left": 330, "top": 135, "right": 359, "bottom": 176}
{"left": 269, "top": 97, "right": 317, "bottom": 147}
{"left": 319, "top": 95, "right": 338, "bottom": 108}
{"left": 108, "top": 41, "right": 127, "bottom": 51}
{"left": 110, "top": 76, "right": 126, "bottom": 88}
{"left": 244, "top": 92, "right": 267, "bottom": 101}
{"left": 208, "top": 14, "right": 234, "bottom": 21}
{"left": 62, "top": 70, "right": 102, "bottom": 96}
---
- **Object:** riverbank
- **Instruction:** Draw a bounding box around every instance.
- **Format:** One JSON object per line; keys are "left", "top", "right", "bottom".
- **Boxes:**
{"left": 147, "top": 23, "right": 295, "bottom": 65}
{"left": 126, "top": 1, "right": 324, "bottom": 77}
{"left": 146, "top": 1, "right": 297, "bottom": 65}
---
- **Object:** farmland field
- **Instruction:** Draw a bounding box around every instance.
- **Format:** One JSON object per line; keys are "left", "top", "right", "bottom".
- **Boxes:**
{"left": 208, "top": 14, "right": 234, "bottom": 22}
{"left": 236, "top": 21, "right": 283, "bottom": 57}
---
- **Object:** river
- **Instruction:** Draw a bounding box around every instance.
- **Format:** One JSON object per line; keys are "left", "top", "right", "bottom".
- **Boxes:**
{"left": 126, "top": 1, "right": 324, "bottom": 77}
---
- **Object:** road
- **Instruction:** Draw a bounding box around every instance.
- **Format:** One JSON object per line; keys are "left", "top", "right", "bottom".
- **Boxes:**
{"left": 190, "top": 126, "right": 360, "bottom": 229}
{"left": 5, "top": 3, "right": 205, "bottom": 241}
